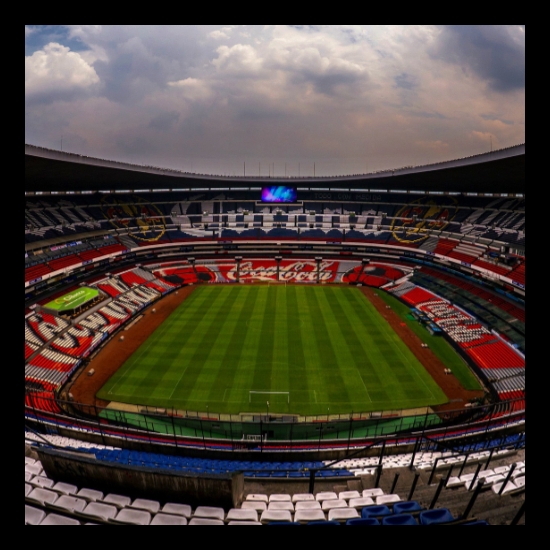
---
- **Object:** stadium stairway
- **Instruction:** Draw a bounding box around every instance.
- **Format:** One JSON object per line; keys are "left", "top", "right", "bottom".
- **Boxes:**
{"left": 358, "top": 451, "right": 525, "bottom": 525}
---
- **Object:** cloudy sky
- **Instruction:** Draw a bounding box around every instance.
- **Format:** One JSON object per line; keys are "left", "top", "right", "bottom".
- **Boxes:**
{"left": 25, "top": 25, "right": 525, "bottom": 177}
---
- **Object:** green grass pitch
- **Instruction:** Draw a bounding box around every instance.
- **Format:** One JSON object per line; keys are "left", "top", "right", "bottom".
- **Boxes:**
{"left": 97, "top": 285, "right": 448, "bottom": 415}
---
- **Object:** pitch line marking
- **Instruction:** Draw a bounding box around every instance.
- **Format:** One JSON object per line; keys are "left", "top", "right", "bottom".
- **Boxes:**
{"left": 357, "top": 374, "right": 373, "bottom": 403}
{"left": 168, "top": 365, "right": 190, "bottom": 399}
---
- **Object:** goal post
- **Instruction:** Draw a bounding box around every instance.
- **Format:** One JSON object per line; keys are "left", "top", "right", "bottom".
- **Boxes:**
{"left": 249, "top": 391, "right": 290, "bottom": 404}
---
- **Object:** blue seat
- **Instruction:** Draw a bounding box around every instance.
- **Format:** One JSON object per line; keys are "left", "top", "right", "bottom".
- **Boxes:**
{"left": 382, "top": 513, "right": 418, "bottom": 526}
{"left": 419, "top": 508, "right": 455, "bottom": 525}
{"left": 346, "top": 518, "right": 380, "bottom": 526}
{"left": 361, "top": 505, "right": 392, "bottom": 519}
{"left": 392, "top": 501, "right": 423, "bottom": 515}
{"left": 462, "top": 520, "right": 490, "bottom": 525}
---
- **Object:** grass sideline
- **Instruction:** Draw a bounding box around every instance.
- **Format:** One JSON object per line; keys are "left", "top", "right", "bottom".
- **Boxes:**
{"left": 97, "top": 285, "right": 448, "bottom": 415}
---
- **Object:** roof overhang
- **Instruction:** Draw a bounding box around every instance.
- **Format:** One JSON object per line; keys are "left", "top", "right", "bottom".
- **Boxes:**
{"left": 25, "top": 143, "right": 525, "bottom": 195}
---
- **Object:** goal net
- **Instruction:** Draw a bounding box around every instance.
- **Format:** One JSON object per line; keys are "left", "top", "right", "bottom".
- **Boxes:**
{"left": 249, "top": 391, "right": 290, "bottom": 404}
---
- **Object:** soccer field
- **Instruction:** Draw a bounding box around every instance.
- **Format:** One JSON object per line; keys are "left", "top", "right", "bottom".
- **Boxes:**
{"left": 97, "top": 285, "right": 448, "bottom": 415}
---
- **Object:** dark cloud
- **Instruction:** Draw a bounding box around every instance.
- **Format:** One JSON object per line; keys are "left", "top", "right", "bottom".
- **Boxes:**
{"left": 393, "top": 73, "right": 417, "bottom": 90}
{"left": 148, "top": 111, "right": 181, "bottom": 131}
{"left": 289, "top": 69, "right": 366, "bottom": 98}
{"left": 430, "top": 25, "right": 525, "bottom": 92}
{"left": 79, "top": 27, "right": 216, "bottom": 104}
{"left": 25, "top": 87, "right": 94, "bottom": 106}
{"left": 410, "top": 110, "right": 448, "bottom": 120}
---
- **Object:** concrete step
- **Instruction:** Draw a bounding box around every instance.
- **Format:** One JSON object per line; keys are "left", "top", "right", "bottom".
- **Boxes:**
{"left": 346, "top": 479, "right": 363, "bottom": 492}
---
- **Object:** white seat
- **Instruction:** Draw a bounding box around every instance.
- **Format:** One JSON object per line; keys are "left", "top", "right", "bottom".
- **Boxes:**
{"left": 245, "top": 493, "right": 269, "bottom": 502}
{"left": 193, "top": 506, "right": 225, "bottom": 521}
{"left": 75, "top": 487, "right": 104, "bottom": 501}
{"left": 226, "top": 509, "right": 259, "bottom": 522}
{"left": 130, "top": 498, "right": 160, "bottom": 514}
{"left": 227, "top": 521, "right": 262, "bottom": 525}
{"left": 291, "top": 493, "right": 315, "bottom": 503}
{"left": 362, "top": 488, "right": 384, "bottom": 498}
{"left": 294, "top": 509, "right": 326, "bottom": 524}
{"left": 160, "top": 502, "right": 192, "bottom": 518}
{"left": 348, "top": 497, "right": 375, "bottom": 509}
{"left": 80, "top": 501, "right": 118, "bottom": 521}
{"left": 50, "top": 495, "right": 87, "bottom": 514}
{"left": 30, "top": 475, "right": 54, "bottom": 488}
{"left": 150, "top": 513, "right": 188, "bottom": 525}
{"left": 321, "top": 499, "right": 348, "bottom": 511}
{"left": 241, "top": 501, "right": 267, "bottom": 511}
{"left": 491, "top": 480, "right": 519, "bottom": 495}
{"left": 295, "top": 500, "right": 322, "bottom": 510}
{"left": 482, "top": 474, "right": 507, "bottom": 486}
{"left": 27, "top": 487, "right": 59, "bottom": 507}
{"left": 51, "top": 481, "right": 78, "bottom": 495}
{"left": 514, "top": 476, "right": 525, "bottom": 489}
{"left": 25, "top": 483, "right": 32, "bottom": 496}
{"left": 459, "top": 473, "right": 476, "bottom": 483}
{"left": 268, "top": 501, "right": 295, "bottom": 511}
{"left": 338, "top": 490, "right": 361, "bottom": 501}
{"left": 376, "top": 494, "right": 401, "bottom": 505}
{"left": 25, "top": 504, "right": 46, "bottom": 525}
{"left": 111, "top": 508, "right": 152, "bottom": 525}
{"left": 445, "top": 476, "right": 464, "bottom": 488}
{"left": 25, "top": 463, "right": 43, "bottom": 477}
{"left": 269, "top": 494, "right": 292, "bottom": 502}
{"left": 40, "top": 513, "right": 81, "bottom": 525}
{"left": 512, "top": 467, "right": 526, "bottom": 479}
{"left": 260, "top": 510, "right": 293, "bottom": 524}
{"left": 102, "top": 493, "right": 132, "bottom": 508}
{"left": 328, "top": 508, "right": 360, "bottom": 522}
{"left": 315, "top": 491, "right": 338, "bottom": 502}
{"left": 189, "top": 517, "right": 225, "bottom": 525}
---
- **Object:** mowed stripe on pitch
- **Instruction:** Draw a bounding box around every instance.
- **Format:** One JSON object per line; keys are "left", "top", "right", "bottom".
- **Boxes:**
{"left": 98, "top": 285, "right": 447, "bottom": 414}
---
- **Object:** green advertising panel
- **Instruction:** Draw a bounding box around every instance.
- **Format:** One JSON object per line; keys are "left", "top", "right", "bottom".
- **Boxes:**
{"left": 44, "top": 287, "right": 99, "bottom": 312}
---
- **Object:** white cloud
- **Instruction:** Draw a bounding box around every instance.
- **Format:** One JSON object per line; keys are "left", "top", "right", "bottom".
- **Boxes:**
{"left": 209, "top": 27, "right": 235, "bottom": 40}
{"left": 25, "top": 42, "right": 100, "bottom": 99}
{"left": 167, "top": 77, "right": 213, "bottom": 101}
{"left": 212, "top": 44, "right": 263, "bottom": 74}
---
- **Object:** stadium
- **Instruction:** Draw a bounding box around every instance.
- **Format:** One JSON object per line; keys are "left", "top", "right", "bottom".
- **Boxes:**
{"left": 25, "top": 142, "right": 525, "bottom": 525}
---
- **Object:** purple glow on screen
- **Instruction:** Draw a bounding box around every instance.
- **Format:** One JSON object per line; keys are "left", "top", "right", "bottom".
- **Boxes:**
{"left": 261, "top": 186, "right": 297, "bottom": 202}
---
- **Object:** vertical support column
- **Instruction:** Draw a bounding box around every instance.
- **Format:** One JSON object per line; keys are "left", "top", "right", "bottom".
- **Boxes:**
{"left": 275, "top": 255, "right": 282, "bottom": 282}
{"left": 188, "top": 257, "right": 196, "bottom": 279}
{"left": 235, "top": 256, "right": 242, "bottom": 284}
{"left": 315, "top": 257, "right": 322, "bottom": 285}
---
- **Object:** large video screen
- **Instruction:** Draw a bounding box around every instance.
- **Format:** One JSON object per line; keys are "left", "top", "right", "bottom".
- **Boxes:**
{"left": 261, "top": 186, "right": 298, "bottom": 203}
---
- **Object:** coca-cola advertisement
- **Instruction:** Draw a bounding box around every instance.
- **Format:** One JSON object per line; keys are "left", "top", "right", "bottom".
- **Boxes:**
{"left": 158, "top": 259, "right": 405, "bottom": 287}
{"left": 218, "top": 259, "right": 345, "bottom": 283}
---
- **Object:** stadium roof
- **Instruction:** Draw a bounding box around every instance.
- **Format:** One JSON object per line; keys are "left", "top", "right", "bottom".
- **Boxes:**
{"left": 25, "top": 143, "right": 525, "bottom": 195}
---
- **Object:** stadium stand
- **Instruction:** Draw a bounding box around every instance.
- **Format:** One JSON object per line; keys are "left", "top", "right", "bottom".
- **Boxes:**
{"left": 25, "top": 143, "right": 525, "bottom": 525}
